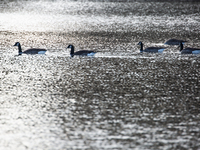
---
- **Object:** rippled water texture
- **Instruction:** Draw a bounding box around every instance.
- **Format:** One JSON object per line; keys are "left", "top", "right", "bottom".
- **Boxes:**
{"left": 0, "top": 0, "right": 200, "bottom": 149}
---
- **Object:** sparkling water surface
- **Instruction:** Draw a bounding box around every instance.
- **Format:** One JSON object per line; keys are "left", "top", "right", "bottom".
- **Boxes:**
{"left": 0, "top": 0, "right": 200, "bottom": 149}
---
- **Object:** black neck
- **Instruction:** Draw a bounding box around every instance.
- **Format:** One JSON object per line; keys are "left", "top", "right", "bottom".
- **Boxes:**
{"left": 70, "top": 45, "right": 74, "bottom": 57}
{"left": 140, "top": 42, "right": 143, "bottom": 52}
{"left": 18, "top": 43, "right": 22, "bottom": 55}
{"left": 179, "top": 42, "right": 183, "bottom": 51}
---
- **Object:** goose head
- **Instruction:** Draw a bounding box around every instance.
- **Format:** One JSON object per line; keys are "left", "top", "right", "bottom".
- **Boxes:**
{"left": 14, "top": 42, "right": 20, "bottom": 46}
{"left": 67, "top": 44, "right": 75, "bottom": 57}
{"left": 137, "top": 41, "right": 143, "bottom": 46}
{"left": 137, "top": 41, "right": 143, "bottom": 52}
{"left": 67, "top": 44, "right": 74, "bottom": 49}
{"left": 14, "top": 42, "right": 22, "bottom": 55}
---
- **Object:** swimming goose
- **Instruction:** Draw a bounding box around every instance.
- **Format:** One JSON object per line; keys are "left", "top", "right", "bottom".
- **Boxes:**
{"left": 137, "top": 41, "right": 165, "bottom": 53}
{"left": 67, "top": 45, "right": 96, "bottom": 57}
{"left": 165, "top": 39, "right": 187, "bottom": 45}
{"left": 14, "top": 42, "right": 47, "bottom": 55}
{"left": 179, "top": 42, "right": 200, "bottom": 54}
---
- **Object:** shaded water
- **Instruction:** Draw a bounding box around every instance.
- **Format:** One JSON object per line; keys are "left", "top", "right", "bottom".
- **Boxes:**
{"left": 0, "top": 0, "right": 200, "bottom": 149}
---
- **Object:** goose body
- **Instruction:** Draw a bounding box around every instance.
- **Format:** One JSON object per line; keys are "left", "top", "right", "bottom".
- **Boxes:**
{"left": 14, "top": 42, "right": 47, "bottom": 55}
{"left": 165, "top": 39, "right": 187, "bottom": 45}
{"left": 179, "top": 42, "right": 200, "bottom": 54}
{"left": 137, "top": 41, "right": 165, "bottom": 53}
{"left": 67, "top": 45, "right": 96, "bottom": 57}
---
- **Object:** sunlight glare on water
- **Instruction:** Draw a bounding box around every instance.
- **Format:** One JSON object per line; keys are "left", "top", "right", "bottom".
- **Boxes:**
{"left": 1, "top": 1, "right": 200, "bottom": 33}
{"left": 0, "top": 0, "right": 200, "bottom": 150}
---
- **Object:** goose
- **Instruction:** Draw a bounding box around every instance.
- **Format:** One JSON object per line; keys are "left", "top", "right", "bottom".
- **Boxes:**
{"left": 67, "top": 44, "right": 96, "bottom": 57}
{"left": 137, "top": 41, "right": 165, "bottom": 53}
{"left": 179, "top": 42, "right": 200, "bottom": 54}
{"left": 14, "top": 42, "right": 47, "bottom": 55}
{"left": 165, "top": 39, "right": 187, "bottom": 45}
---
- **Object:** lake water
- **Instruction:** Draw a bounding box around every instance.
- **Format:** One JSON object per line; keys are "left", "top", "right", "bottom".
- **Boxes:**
{"left": 0, "top": 0, "right": 199, "bottom": 149}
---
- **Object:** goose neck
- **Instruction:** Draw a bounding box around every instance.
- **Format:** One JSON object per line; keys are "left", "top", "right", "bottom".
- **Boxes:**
{"left": 18, "top": 43, "right": 22, "bottom": 55}
{"left": 70, "top": 45, "right": 74, "bottom": 55}
{"left": 140, "top": 42, "right": 143, "bottom": 52}
{"left": 179, "top": 43, "right": 183, "bottom": 51}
